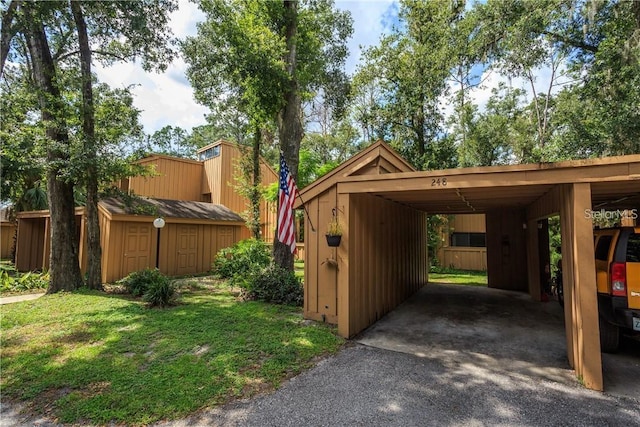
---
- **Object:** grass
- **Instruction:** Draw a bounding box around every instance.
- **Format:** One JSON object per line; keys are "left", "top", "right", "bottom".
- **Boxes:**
{"left": 294, "top": 259, "right": 304, "bottom": 279}
{"left": 429, "top": 268, "right": 488, "bottom": 287}
{"left": 0, "top": 278, "right": 343, "bottom": 425}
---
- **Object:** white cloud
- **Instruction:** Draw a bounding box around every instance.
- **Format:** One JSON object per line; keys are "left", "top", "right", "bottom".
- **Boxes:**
{"left": 94, "top": 0, "right": 208, "bottom": 135}
{"left": 336, "top": 0, "right": 397, "bottom": 75}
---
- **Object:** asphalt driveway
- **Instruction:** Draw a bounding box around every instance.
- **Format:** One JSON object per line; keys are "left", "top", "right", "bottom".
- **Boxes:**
{"left": 156, "top": 283, "right": 640, "bottom": 426}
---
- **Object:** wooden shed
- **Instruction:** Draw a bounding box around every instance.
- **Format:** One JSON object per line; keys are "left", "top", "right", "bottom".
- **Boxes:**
{"left": 15, "top": 207, "right": 85, "bottom": 272}
{"left": 298, "top": 140, "right": 640, "bottom": 392}
{"left": 99, "top": 197, "right": 244, "bottom": 282}
{"left": 1, "top": 207, "right": 17, "bottom": 259}
{"left": 15, "top": 198, "right": 244, "bottom": 283}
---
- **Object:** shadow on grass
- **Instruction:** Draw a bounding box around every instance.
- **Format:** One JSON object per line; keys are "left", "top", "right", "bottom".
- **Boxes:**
{"left": 1, "top": 287, "right": 342, "bottom": 425}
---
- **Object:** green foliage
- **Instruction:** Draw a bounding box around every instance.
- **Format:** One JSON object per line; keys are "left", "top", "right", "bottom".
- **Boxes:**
{"left": 142, "top": 275, "right": 177, "bottom": 308}
{"left": 0, "top": 271, "right": 49, "bottom": 293}
{"left": 0, "top": 286, "right": 343, "bottom": 425}
{"left": 117, "top": 268, "right": 167, "bottom": 297}
{"left": 248, "top": 263, "right": 303, "bottom": 306}
{"left": 212, "top": 239, "right": 272, "bottom": 288}
{"left": 427, "top": 215, "right": 447, "bottom": 268}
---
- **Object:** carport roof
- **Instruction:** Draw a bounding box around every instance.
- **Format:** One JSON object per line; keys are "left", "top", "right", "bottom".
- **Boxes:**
{"left": 299, "top": 146, "right": 640, "bottom": 215}
{"left": 100, "top": 197, "right": 244, "bottom": 222}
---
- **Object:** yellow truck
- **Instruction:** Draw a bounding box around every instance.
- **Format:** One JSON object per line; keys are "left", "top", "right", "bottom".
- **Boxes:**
{"left": 593, "top": 226, "right": 640, "bottom": 352}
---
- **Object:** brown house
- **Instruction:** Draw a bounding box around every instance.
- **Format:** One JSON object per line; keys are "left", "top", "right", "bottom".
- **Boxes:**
{"left": 298, "top": 140, "right": 640, "bottom": 392}
{"left": 436, "top": 214, "right": 487, "bottom": 271}
{"left": 15, "top": 140, "right": 278, "bottom": 283}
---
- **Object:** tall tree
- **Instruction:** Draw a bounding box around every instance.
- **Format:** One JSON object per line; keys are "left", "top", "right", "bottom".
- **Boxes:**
{"left": 70, "top": 0, "right": 101, "bottom": 289}
{"left": 21, "top": 2, "right": 84, "bottom": 292}
{"left": 183, "top": 0, "right": 353, "bottom": 270}
{"left": 1, "top": 0, "right": 176, "bottom": 291}
{"left": 355, "top": 0, "right": 462, "bottom": 170}
{"left": 471, "top": 0, "right": 640, "bottom": 159}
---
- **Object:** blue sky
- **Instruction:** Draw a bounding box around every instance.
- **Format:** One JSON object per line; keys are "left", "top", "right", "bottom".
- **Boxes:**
{"left": 94, "top": 0, "right": 400, "bottom": 135}
{"left": 94, "top": 0, "right": 558, "bottom": 136}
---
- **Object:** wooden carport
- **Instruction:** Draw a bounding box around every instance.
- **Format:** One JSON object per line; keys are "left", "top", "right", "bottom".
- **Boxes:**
{"left": 298, "top": 141, "right": 640, "bottom": 391}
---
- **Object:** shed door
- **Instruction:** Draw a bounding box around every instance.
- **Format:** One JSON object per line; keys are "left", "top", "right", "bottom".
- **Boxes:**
{"left": 176, "top": 225, "right": 198, "bottom": 276}
{"left": 216, "top": 226, "right": 235, "bottom": 251}
{"left": 123, "top": 224, "right": 152, "bottom": 276}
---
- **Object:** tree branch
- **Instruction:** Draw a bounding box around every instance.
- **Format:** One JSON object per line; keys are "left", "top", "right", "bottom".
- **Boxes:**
{"left": 542, "top": 30, "right": 598, "bottom": 54}
{"left": 56, "top": 49, "right": 127, "bottom": 62}
{"left": 1, "top": 0, "right": 19, "bottom": 78}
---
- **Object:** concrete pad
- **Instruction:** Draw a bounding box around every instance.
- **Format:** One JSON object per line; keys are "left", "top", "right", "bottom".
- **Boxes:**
{"left": 356, "top": 282, "right": 639, "bottom": 398}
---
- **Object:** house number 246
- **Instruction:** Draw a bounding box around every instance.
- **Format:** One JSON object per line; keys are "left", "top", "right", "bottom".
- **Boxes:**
{"left": 431, "top": 178, "right": 447, "bottom": 187}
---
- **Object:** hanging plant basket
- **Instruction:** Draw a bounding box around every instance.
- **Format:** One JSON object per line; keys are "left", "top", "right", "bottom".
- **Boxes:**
{"left": 325, "top": 234, "right": 342, "bottom": 247}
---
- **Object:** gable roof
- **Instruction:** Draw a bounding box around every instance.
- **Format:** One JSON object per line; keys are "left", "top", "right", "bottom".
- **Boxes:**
{"left": 296, "top": 140, "right": 415, "bottom": 206}
{"left": 99, "top": 197, "right": 244, "bottom": 223}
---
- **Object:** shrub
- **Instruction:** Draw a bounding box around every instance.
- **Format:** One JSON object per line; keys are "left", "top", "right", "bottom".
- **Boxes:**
{"left": 118, "top": 268, "right": 166, "bottom": 297}
{"left": 248, "top": 263, "right": 303, "bottom": 306}
{"left": 143, "top": 276, "right": 177, "bottom": 307}
{"left": 1, "top": 271, "right": 49, "bottom": 293}
{"left": 212, "top": 239, "right": 272, "bottom": 288}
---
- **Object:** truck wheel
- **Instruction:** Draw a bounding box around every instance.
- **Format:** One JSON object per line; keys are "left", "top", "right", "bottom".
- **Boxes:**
{"left": 599, "top": 315, "right": 620, "bottom": 353}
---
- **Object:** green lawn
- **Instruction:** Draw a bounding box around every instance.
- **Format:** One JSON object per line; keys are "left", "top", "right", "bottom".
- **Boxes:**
{"left": 0, "top": 279, "right": 343, "bottom": 425}
{"left": 429, "top": 269, "right": 488, "bottom": 286}
{"left": 294, "top": 259, "right": 304, "bottom": 279}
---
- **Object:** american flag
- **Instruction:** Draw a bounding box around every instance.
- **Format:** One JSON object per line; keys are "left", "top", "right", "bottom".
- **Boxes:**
{"left": 278, "top": 154, "right": 298, "bottom": 254}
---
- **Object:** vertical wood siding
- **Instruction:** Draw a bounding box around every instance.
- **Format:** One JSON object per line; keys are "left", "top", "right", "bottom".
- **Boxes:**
{"left": 441, "top": 247, "right": 487, "bottom": 270}
{"left": 304, "top": 187, "right": 427, "bottom": 337}
{"left": 304, "top": 186, "right": 339, "bottom": 324}
{"left": 101, "top": 216, "right": 241, "bottom": 283}
{"left": 128, "top": 157, "right": 204, "bottom": 201}
{"left": 204, "top": 144, "right": 278, "bottom": 240}
{"left": 486, "top": 209, "right": 528, "bottom": 291}
{"left": 15, "top": 218, "right": 46, "bottom": 271}
{"left": 1, "top": 223, "right": 16, "bottom": 259}
{"left": 347, "top": 193, "right": 427, "bottom": 337}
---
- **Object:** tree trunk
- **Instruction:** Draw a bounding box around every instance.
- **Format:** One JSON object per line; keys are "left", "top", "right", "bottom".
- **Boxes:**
{"left": 250, "top": 128, "right": 262, "bottom": 239}
{"left": 274, "top": 0, "right": 303, "bottom": 271}
{"left": 71, "top": 0, "right": 102, "bottom": 290}
{"left": 23, "top": 3, "right": 83, "bottom": 293}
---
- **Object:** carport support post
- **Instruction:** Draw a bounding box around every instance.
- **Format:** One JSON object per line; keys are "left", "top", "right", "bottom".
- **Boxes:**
{"left": 560, "top": 183, "right": 602, "bottom": 391}
{"left": 337, "top": 190, "right": 351, "bottom": 338}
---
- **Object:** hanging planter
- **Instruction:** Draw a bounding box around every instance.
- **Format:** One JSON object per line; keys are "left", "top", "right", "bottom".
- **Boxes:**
{"left": 325, "top": 234, "right": 342, "bottom": 247}
{"left": 326, "top": 210, "right": 342, "bottom": 247}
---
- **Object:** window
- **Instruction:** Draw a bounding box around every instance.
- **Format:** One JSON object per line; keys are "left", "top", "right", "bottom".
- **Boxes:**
{"left": 595, "top": 235, "right": 612, "bottom": 261}
{"left": 626, "top": 233, "right": 640, "bottom": 263}
{"left": 450, "top": 232, "right": 486, "bottom": 248}
{"left": 198, "top": 145, "right": 220, "bottom": 161}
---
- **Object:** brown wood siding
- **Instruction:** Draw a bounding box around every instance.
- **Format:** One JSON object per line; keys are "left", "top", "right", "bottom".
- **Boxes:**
{"left": 346, "top": 193, "right": 427, "bottom": 337}
{"left": 304, "top": 186, "right": 339, "bottom": 324}
{"left": 101, "top": 215, "right": 241, "bottom": 282}
{"left": 1, "top": 223, "right": 16, "bottom": 259}
{"left": 15, "top": 218, "right": 46, "bottom": 271}
{"left": 160, "top": 223, "right": 239, "bottom": 277}
{"left": 486, "top": 209, "right": 528, "bottom": 291}
{"left": 128, "top": 157, "right": 204, "bottom": 201}
{"left": 441, "top": 247, "right": 487, "bottom": 270}
{"left": 204, "top": 143, "right": 278, "bottom": 242}
{"left": 450, "top": 214, "right": 485, "bottom": 233}
{"left": 203, "top": 154, "right": 223, "bottom": 204}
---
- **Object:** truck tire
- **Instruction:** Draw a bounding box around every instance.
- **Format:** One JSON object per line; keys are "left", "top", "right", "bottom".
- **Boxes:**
{"left": 599, "top": 315, "right": 620, "bottom": 353}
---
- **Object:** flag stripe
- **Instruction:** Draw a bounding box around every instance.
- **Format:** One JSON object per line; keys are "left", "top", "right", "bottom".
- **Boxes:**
{"left": 278, "top": 154, "right": 298, "bottom": 254}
